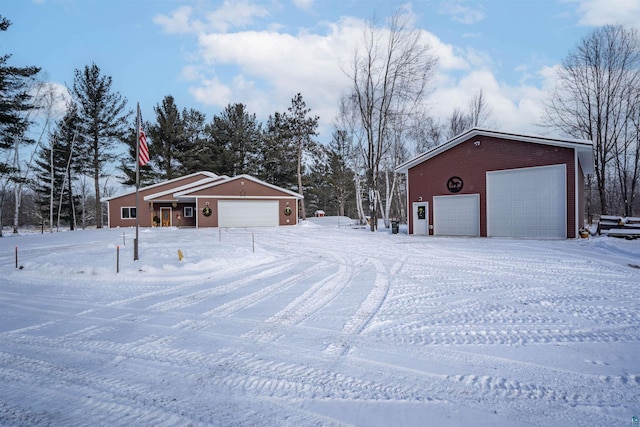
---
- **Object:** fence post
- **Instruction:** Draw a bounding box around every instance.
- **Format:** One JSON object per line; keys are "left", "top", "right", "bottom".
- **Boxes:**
{"left": 15, "top": 246, "right": 18, "bottom": 269}
{"left": 116, "top": 245, "right": 120, "bottom": 273}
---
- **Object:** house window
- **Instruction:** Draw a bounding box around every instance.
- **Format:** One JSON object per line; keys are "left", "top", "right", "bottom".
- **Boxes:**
{"left": 184, "top": 206, "right": 193, "bottom": 218}
{"left": 121, "top": 207, "right": 137, "bottom": 219}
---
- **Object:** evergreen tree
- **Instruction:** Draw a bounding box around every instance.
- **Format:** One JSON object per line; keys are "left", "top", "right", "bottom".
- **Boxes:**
{"left": 0, "top": 16, "right": 41, "bottom": 236}
{"left": 71, "top": 63, "right": 128, "bottom": 228}
{"left": 117, "top": 121, "right": 157, "bottom": 187}
{"left": 325, "top": 130, "right": 356, "bottom": 217}
{"left": 282, "top": 93, "right": 319, "bottom": 219}
{"left": 147, "top": 95, "right": 186, "bottom": 180}
{"left": 256, "top": 112, "right": 297, "bottom": 190}
{"left": 206, "top": 103, "right": 261, "bottom": 176}
{"left": 0, "top": 16, "right": 40, "bottom": 175}
{"left": 181, "top": 108, "right": 212, "bottom": 174}
{"left": 32, "top": 105, "right": 80, "bottom": 230}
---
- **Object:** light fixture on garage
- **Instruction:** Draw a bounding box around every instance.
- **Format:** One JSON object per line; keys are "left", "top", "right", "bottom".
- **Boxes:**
{"left": 418, "top": 197, "right": 422, "bottom": 201}
{"left": 474, "top": 140, "right": 481, "bottom": 146}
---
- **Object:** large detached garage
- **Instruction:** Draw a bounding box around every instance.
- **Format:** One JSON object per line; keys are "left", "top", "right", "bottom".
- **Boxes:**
{"left": 396, "top": 128, "right": 594, "bottom": 239}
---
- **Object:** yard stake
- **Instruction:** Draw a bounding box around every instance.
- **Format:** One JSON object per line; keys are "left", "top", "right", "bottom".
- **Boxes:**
{"left": 15, "top": 246, "right": 18, "bottom": 269}
{"left": 219, "top": 228, "right": 221, "bottom": 242}
{"left": 252, "top": 233, "right": 255, "bottom": 253}
{"left": 123, "top": 232, "right": 126, "bottom": 246}
{"left": 116, "top": 245, "right": 120, "bottom": 273}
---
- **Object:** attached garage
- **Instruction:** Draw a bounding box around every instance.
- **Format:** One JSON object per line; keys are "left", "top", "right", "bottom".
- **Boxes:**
{"left": 433, "top": 194, "right": 480, "bottom": 236}
{"left": 396, "top": 128, "right": 594, "bottom": 239}
{"left": 487, "top": 165, "right": 566, "bottom": 238}
{"left": 103, "top": 173, "right": 303, "bottom": 229}
{"left": 218, "top": 200, "right": 279, "bottom": 228}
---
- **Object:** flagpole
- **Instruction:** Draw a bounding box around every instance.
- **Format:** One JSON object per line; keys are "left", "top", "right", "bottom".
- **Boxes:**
{"left": 134, "top": 102, "right": 140, "bottom": 261}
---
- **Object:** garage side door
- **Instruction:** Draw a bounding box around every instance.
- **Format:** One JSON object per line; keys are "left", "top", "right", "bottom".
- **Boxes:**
{"left": 433, "top": 194, "right": 480, "bottom": 236}
{"left": 218, "top": 200, "right": 279, "bottom": 228}
{"left": 487, "top": 165, "right": 566, "bottom": 238}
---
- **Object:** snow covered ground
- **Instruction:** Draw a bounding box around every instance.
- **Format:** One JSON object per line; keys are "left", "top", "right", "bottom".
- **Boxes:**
{"left": 0, "top": 218, "right": 639, "bottom": 426}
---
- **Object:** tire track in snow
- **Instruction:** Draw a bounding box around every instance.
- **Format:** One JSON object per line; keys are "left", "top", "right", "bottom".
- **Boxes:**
{"left": 240, "top": 252, "right": 355, "bottom": 343}
{"left": 145, "top": 257, "right": 298, "bottom": 313}
{"left": 99, "top": 257, "right": 292, "bottom": 311}
{"left": 323, "top": 257, "right": 400, "bottom": 356}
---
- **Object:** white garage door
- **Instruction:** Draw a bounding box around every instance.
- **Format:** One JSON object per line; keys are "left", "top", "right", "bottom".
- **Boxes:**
{"left": 487, "top": 165, "right": 566, "bottom": 238}
{"left": 218, "top": 200, "right": 279, "bottom": 228}
{"left": 433, "top": 194, "right": 480, "bottom": 236}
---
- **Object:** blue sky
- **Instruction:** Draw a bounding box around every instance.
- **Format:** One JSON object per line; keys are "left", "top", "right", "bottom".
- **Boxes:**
{"left": 4, "top": 0, "right": 640, "bottom": 145}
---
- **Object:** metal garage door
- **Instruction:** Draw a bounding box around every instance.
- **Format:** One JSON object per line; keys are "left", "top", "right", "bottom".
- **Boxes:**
{"left": 218, "top": 200, "right": 279, "bottom": 228}
{"left": 433, "top": 194, "right": 480, "bottom": 236}
{"left": 486, "top": 165, "right": 566, "bottom": 238}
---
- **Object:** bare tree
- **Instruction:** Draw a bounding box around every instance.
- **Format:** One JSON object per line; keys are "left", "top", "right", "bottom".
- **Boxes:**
{"left": 347, "top": 9, "right": 437, "bottom": 231}
{"left": 543, "top": 25, "right": 640, "bottom": 215}
{"left": 444, "top": 89, "right": 493, "bottom": 140}
{"left": 468, "top": 89, "right": 493, "bottom": 128}
{"left": 333, "top": 93, "right": 367, "bottom": 225}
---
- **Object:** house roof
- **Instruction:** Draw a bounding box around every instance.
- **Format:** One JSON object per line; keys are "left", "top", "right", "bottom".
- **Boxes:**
{"left": 142, "top": 176, "right": 224, "bottom": 202}
{"left": 101, "top": 171, "right": 219, "bottom": 202}
{"left": 174, "top": 174, "right": 304, "bottom": 199}
{"left": 395, "top": 128, "right": 595, "bottom": 175}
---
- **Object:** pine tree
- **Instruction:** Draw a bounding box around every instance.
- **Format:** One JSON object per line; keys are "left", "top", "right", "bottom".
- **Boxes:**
{"left": 32, "top": 104, "right": 81, "bottom": 230}
{"left": 257, "top": 112, "right": 297, "bottom": 190}
{"left": 282, "top": 93, "right": 319, "bottom": 219}
{"left": 206, "top": 103, "right": 262, "bottom": 176}
{"left": 0, "top": 16, "right": 41, "bottom": 236}
{"left": 71, "top": 63, "right": 128, "bottom": 228}
{"left": 180, "top": 108, "right": 210, "bottom": 174}
{"left": 147, "top": 95, "right": 186, "bottom": 180}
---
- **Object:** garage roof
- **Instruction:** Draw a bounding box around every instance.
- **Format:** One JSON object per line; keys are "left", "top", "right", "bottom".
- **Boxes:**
{"left": 173, "top": 174, "right": 304, "bottom": 199}
{"left": 396, "top": 128, "right": 594, "bottom": 174}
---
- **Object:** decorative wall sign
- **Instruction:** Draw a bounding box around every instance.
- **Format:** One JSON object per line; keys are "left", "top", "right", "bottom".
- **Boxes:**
{"left": 417, "top": 205, "right": 426, "bottom": 220}
{"left": 447, "top": 176, "right": 463, "bottom": 193}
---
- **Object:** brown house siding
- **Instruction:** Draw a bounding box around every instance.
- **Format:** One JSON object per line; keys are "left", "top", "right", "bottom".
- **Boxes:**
{"left": 105, "top": 173, "right": 302, "bottom": 229}
{"left": 407, "top": 136, "right": 577, "bottom": 237}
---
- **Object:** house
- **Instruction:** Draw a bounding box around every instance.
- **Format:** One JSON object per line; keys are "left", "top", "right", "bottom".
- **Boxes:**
{"left": 395, "top": 128, "right": 594, "bottom": 239}
{"left": 102, "top": 172, "right": 303, "bottom": 228}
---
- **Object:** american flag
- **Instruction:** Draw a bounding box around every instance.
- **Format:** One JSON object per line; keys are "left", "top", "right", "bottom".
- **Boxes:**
{"left": 138, "top": 109, "right": 149, "bottom": 167}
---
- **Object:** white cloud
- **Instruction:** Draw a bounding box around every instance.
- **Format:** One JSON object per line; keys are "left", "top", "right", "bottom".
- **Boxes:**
{"left": 186, "top": 16, "right": 364, "bottom": 138}
{"left": 159, "top": 3, "right": 558, "bottom": 143}
{"left": 154, "top": 1, "right": 270, "bottom": 34}
{"left": 292, "top": 0, "right": 314, "bottom": 11}
{"left": 438, "top": 1, "right": 485, "bottom": 25}
{"left": 153, "top": 6, "right": 195, "bottom": 34}
{"left": 566, "top": 0, "right": 640, "bottom": 28}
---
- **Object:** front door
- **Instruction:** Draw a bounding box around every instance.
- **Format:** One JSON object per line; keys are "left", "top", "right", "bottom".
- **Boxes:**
{"left": 412, "top": 202, "right": 429, "bottom": 235}
{"left": 160, "top": 207, "right": 172, "bottom": 227}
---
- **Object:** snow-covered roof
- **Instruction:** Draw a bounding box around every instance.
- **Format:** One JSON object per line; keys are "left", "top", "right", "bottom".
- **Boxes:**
{"left": 396, "top": 128, "right": 594, "bottom": 174}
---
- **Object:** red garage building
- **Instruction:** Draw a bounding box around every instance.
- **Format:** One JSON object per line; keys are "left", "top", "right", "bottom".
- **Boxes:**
{"left": 396, "top": 128, "right": 594, "bottom": 239}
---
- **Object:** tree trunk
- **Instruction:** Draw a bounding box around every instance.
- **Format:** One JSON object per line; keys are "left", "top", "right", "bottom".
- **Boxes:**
{"left": 297, "top": 146, "right": 306, "bottom": 220}
{"left": 354, "top": 175, "right": 366, "bottom": 224}
{"left": 94, "top": 168, "right": 102, "bottom": 228}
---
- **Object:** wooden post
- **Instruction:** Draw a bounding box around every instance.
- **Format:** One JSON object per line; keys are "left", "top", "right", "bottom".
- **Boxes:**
{"left": 15, "top": 246, "right": 18, "bottom": 269}
{"left": 116, "top": 245, "right": 120, "bottom": 273}
{"left": 252, "top": 233, "right": 255, "bottom": 253}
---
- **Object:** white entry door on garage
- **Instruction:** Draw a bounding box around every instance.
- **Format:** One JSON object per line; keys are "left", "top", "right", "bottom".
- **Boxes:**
{"left": 218, "top": 200, "right": 279, "bottom": 228}
{"left": 486, "top": 164, "right": 566, "bottom": 238}
{"left": 433, "top": 194, "right": 480, "bottom": 236}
